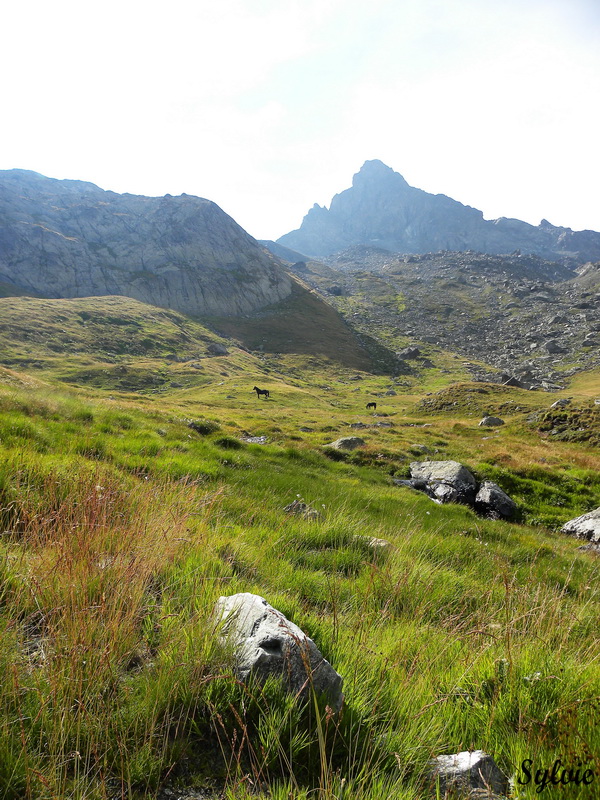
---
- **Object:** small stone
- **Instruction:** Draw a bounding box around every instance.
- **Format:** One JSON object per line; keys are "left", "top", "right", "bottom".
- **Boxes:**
{"left": 325, "top": 436, "right": 366, "bottom": 451}
{"left": 283, "top": 500, "right": 321, "bottom": 521}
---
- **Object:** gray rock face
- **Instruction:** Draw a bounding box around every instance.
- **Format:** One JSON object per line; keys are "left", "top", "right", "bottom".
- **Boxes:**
{"left": 278, "top": 160, "right": 600, "bottom": 264}
{"left": 0, "top": 169, "right": 293, "bottom": 317}
{"left": 325, "top": 436, "right": 366, "bottom": 450}
{"left": 479, "top": 416, "right": 505, "bottom": 427}
{"left": 409, "top": 460, "right": 478, "bottom": 505}
{"left": 561, "top": 508, "right": 600, "bottom": 543}
{"left": 429, "top": 751, "right": 508, "bottom": 798}
{"left": 475, "top": 481, "right": 518, "bottom": 520}
{"left": 215, "top": 593, "right": 343, "bottom": 711}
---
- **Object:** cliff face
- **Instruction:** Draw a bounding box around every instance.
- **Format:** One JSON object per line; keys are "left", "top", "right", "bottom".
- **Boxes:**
{"left": 0, "top": 170, "right": 293, "bottom": 316}
{"left": 277, "top": 160, "right": 600, "bottom": 264}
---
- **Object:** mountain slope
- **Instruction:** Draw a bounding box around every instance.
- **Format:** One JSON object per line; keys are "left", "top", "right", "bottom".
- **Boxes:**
{"left": 0, "top": 169, "right": 293, "bottom": 316}
{"left": 278, "top": 160, "right": 600, "bottom": 265}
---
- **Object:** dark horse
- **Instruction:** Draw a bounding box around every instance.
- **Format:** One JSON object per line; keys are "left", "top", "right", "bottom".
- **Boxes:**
{"left": 366, "top": 402, "right": 377, "bottom": 410}
{"left": 253, "top": 386, "right": 270, "bottom": 399}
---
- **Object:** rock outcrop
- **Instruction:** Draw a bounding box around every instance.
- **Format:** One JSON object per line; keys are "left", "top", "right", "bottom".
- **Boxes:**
{"left": 215, "top": 593, "right": 343, "bottom": 711}
{"left": 0, "top": 169, "right": 293, "bottom": 317}
{"left": 396, "top": 461, "right": 517, "bottom": 520}
{"left": 278, "top": 160, "right": 600, "bottom": 264}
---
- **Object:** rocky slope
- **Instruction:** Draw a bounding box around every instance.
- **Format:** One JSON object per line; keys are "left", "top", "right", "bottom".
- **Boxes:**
{"left": 277, "top": 160, "right": 600, "bottom": 265}
{"left": 0, "top": 170, "right": 293, "bottom": 316}
{"left": 283, "top": 248, "right": 600, "bottom": 388}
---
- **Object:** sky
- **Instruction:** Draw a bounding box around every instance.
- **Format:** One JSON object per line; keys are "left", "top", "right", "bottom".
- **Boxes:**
{"left": 1, "top": 0, "right": 599, "bottom": 241}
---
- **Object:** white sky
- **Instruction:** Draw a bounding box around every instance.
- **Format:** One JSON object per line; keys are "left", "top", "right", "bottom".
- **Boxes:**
{"left": 1, "top": 0, "right": 599, "bottom": 240}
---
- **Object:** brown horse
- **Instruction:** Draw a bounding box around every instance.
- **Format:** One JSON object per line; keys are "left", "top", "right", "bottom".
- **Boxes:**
{"left": 253, "top": 386, "right": 270, "bottom": 399}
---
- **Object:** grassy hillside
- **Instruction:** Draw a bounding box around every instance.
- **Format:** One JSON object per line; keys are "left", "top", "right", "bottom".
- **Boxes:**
{"left": 208, "top": 280, "right": 378, "bottom": 371}
{"left": 0, "top": 299, "right": 599, "bottom": 799}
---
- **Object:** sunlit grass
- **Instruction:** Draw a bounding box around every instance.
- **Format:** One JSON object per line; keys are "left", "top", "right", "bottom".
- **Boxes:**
{"left": 1, "top": 353, "right": 600, "bottom": 797}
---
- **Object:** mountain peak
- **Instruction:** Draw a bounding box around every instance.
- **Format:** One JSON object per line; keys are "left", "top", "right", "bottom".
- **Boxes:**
{"left": 278, "top": 162, "right": 600, "bottom": 263}
{"left": 353, "top": 160, "right": 408, "bottom": 188}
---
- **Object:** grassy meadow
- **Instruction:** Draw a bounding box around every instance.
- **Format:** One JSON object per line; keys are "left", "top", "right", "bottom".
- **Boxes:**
{"left": 0, "top": 296, "right": 599, "bottom": 799}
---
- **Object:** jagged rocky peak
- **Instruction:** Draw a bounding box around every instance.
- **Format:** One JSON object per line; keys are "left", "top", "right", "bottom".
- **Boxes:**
{"left": 0, "top": 169, "right": 293, "bottom": 317}
{"left": 277, "top": 161, "right": 600, "bottom": 265}
{"left": 352, "top": 159, "right": 407, "bottom": 185}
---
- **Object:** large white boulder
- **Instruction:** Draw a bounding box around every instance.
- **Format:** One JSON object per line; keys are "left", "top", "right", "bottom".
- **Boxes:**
{"left": 215, "top": 593, "right": 343, "bottom": 711}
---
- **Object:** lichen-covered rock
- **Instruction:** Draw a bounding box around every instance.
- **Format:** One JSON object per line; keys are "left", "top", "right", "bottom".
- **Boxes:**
{"left": 475, "top": 481, "right": 518, "bottom": 520}
{"left": 215, "top": 593, "right": 343, "bottom": 711}
{"left": 561, "top": 508, "right": 600, "bottom": 543}
{"left": 429, "top": 750, "right": 508, "bottom": 798}
{"left": 409, "top": 460, "right": 477, "bottom": 505}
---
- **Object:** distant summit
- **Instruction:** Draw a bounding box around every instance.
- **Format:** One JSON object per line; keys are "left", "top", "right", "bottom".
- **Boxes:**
{"left": 277, "top": 161, "right": 600, "bottom": 264}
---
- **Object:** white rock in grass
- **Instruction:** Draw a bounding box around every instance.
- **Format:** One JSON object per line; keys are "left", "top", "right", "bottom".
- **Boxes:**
{"left": 561, "top": 507, "right": 600, "bottom": 543}
{"left": 215, "top": 593, "right": 343, "bottom": 712}
{"left": 429, "top": 750, "right": 508, "bottom": 798}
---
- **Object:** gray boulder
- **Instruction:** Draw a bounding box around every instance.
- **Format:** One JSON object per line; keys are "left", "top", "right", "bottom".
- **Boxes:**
{"left": 478, "top": 416, "right": 505, "bottom": 427}
{"left": 325, "top": 436, "right": 365, "bottom": 451}
{"left": 215, "top": 593, "right": 343, "bottom": 711}
{"left": 206, "top": 342, "right": 229, "bottom": 356}
{"left": 561, "top": 508, "right": 600, "bottom": 543}
{"left": 475, "top": 482, "right": 517, "bottom": 521}
{"left": 429, "top": 750, "right": 509, "bottom": 798}
{"left": 409, "top": 460, "right": 478, "bottom": 505}
{"left": 398, "top": 347, "right": 421, "bottom": 359}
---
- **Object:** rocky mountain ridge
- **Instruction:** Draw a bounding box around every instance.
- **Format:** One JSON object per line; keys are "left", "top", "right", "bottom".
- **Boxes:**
{"left": 277, "top": 160, "right": 600, "bottom": 265}
{"left": 0, "top": 169, "right": 293, "bottom": 317}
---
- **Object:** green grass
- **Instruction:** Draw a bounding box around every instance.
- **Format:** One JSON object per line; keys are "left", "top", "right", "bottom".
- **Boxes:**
{"left": 1, "top": 302, "right": 600, "bottom": 797}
